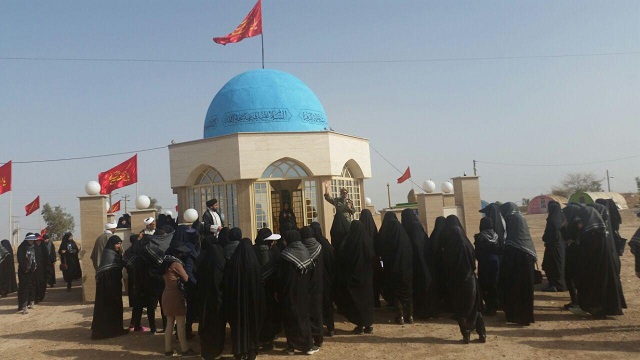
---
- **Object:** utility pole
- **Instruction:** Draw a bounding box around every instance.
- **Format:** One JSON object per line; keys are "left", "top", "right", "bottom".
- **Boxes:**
{"left": 473, "top": 160, "right": 477, "bottom": 176}
{"left": 606, "top": 169, "right": 612, "bottom": 192}
{"left": 122, "top": 194, "right": 130, "bottom": 213}
{"left": 386, "top": 183, "right": 391, "bottom": 209}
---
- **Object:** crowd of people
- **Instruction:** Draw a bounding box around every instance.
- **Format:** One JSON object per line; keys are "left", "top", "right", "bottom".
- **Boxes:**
{"left": 2, "top": 196, "right": 638, "bottom": 359}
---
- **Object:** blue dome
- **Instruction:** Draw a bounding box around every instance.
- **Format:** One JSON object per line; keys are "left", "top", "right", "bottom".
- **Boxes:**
{"left": 204, "top": 69, "right": 330, "bottom": 138}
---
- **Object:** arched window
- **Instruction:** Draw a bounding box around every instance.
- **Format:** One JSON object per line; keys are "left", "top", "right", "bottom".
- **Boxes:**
{"left": 261, "top": 159, "right": 308, "bottom": 179}
{"left": 187, "top": 167, "right": 238, "bottom": 227}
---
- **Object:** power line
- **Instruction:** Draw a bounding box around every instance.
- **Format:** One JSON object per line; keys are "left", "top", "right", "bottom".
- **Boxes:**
{"left": 5, "top": 145, "right": 167, "bottom": 165}
{"left": 476, "top": 154, "right": 640, "bottom": 167}
{"left": 370, "top": 145, "right": 426, "bottom": 192}
{"left": 1, "top": 51, "right": 639, "bottom": 65}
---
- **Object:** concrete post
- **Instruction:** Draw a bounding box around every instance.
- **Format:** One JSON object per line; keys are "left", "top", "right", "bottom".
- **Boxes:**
{"left": 417, "top": 193, "right": 445, "bottom": 234}
{"left": 78, "top": 195, "right": 108, "bottom": 302}
{"left": 443, "top": 193, "right": 456, "bottom": 208}
{"left": 130, "top": 209, "right": 157, "bottom": 236}
{"left": 452, "top": 176, "right": 481, "bottom": 239}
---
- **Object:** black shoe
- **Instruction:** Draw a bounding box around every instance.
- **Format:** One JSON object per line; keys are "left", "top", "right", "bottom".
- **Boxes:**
{"left": 395, "top": 316, "right": 404, "bottom": 325}
{"left": 326, "top": 328, "right": 335, "bottom": 337}
{"left": 352, "top": 326, "right": 364, "bottom": 335}
{"left": 285, "top": 347, "right": 295, "bottom": 355}
{"left": 479, "top": 334, "right": 487, "bottom": 343}
{"left": 541, "top": 286, "right": 557, "bottom": 292}
{"left": 364, "top": 326, "right": 374, "bottom": 334}
{"left": 406, "top": 316, "right": 414, "bottom": 324}
{"left": 462, "top": 332, "right": 471, "bottom": 344}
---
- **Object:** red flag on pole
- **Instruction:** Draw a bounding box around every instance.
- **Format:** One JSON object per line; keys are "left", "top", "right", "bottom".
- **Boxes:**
{"left": 397, "top": 166, "right": 411, "bottom": 184}
{"left": 41, "top": 227, "right": 48, "bottom": 236}
{"left": 213, "top": 0, "right": 263, "bottom": 45}
{"left": 25, "top": 196, "right": 40, "bottom": 216}
{"left": 0, "top": 161, "right": 11, "bottom": 195}
{"left": 108, "top": 200, "right": 121, "bottom": 214}
{"left": 98, "top": 155, "right": 138, "bottom": 195}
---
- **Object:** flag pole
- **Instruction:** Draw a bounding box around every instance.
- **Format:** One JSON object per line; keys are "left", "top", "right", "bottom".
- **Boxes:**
{"left": 261, "top": 33, "right": 265, "bottom": 69}
{"left": 9, "top": 190, "right": 12, "bottom": 246}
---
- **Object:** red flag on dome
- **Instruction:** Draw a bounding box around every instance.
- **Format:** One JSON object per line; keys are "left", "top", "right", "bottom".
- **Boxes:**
{"left": 397, "top": 166, "right": 411, "bottom": 184}
{"left": 25, "top": 196, "right": 40, "bottom": 216}
{"left": 213, "top": 0, "right": 262, "bottom": 45}
{"left": 98, "top": 155, "right": 138, "bottom": 195}
{"left": 0, "top": 161, "right": 11, "bottom": 196}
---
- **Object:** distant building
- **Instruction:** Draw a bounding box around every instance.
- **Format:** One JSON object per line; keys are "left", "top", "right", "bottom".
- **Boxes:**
{"left": 568, "top": 191, "right": 628, "bottom": 209}
{"left": 527, "top": 194, "right": 568, "bottom": 214}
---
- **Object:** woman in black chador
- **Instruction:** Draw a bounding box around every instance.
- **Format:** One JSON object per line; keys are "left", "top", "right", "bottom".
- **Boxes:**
{"left": 541, "top": 201, "right": 567, "bottom": 292}
{"left": 91, "top": 235, "right": 127, "bottom": 339}
{"left": 277, "top": 230, "right": 319, "bottom": 355}
{"left": 499, "top": 202, "right": 536, "bottom": 326}
{"left": 573, "top": 206, "right": 624, "bottom": 318}
{"left": 474, "top": 217, "right": 502, "bottom": 316}
{"left": 59, "top": 232, "right": 82, "bottom": 292}
{"left": 17, "top": 234, "right": 38, "bottom": 314}
{"left": 443, "top": 221, "right": 486, "bottom": 344}
{"left": 335, "top": 220, "right": 374, "bottom": 334}
{"left": 300, "top": 226, "right": 324, "bottom": 347}
{"left": 223, "top": 238, "right": 265, "bottom": 360}
{"left": 400, "top": 209, "right": 435, "bottom": 319}
{"left": 311, "top": 222, "right": 336, "bottom": 337}
{"left": 279, "top": 202, "right": 297, "bottom": 232}
{"left": 254, "top": 228, "right": 283, "bottom": 350}
{"left": 197, "top": 235, "right": 226, "bottom": 360}
{"left": 430, "top": 216, "right": 446, "bottom": 312}
{"left": 375, "top": 212, "right": 413, "bottom": 324}
{"left": 0, "top": 239, "right": 18, "bottom": 298}
{"left": 329, "top": 211, "right": 350, "bottom": 254}
{"left": 360, "top": 209, "right": 382, "bottom": 308}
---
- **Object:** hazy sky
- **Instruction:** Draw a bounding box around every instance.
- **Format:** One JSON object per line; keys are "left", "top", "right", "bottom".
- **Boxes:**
{"left": 1, "top": 1, "right": 639, "bottom": 240}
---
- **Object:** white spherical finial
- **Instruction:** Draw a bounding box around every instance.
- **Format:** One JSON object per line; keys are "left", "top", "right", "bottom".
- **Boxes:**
{"left": 85, "top": 181, "right": 101, "bottom": 195}
{"left": 135, "top": 195, "right": 151, "bottom": 210}
{"left": 365, "top": 197, "right": 372, "bottom": 206}
{"left": 441, "top": 181, "right": 454, "bottom": 194}
{"left": 423, "top": 180, "right": 436, "bottom": 193}
{"left": 184, "top": 208, "right": 198, "bottom": 223}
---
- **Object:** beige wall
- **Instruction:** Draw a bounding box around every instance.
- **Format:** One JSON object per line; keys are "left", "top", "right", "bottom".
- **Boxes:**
{"left": 78, "top": 195, "right": 108, "bottom": 303}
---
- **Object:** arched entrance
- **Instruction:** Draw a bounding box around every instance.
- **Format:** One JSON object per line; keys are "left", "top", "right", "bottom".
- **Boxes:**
{"left": 255, "top": 159, "right": 318, "bottom": 233}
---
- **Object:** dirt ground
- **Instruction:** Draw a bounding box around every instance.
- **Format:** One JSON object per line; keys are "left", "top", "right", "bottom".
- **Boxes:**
{"left": 1, "top": 210, "right": 639, "bottom": 360}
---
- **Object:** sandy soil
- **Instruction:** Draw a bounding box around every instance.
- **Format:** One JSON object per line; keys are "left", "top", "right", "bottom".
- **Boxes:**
{"left": 1, "top": 211, "right": 639, "bottom": 360}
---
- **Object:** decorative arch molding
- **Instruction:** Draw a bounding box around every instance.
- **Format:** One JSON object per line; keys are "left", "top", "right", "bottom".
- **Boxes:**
{"left": 343, "top": 159, "right": 364, "bottom": 179}
{"left": 185, "top": 164, "right": 225, "bottom": 186}
{"left": 261, "top": 157, "right": 314, "bottom": 179}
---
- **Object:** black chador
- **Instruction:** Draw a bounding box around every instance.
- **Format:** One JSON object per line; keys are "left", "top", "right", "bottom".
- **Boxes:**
{"left": 254, "top": 228, "right": 283, "bottom": 349}
{"left": 329, "top": 212, "right": 350, "bottom": 254}
{"left": 300, "top": 227, "right": 324, "bottom": 347}
{"left": 541, "top": 201, "right": 567, "bottom": 291}
{"left": 58, "top": 233, "right": 82, "bottom": 291}
{"left": 573, "top": 206, "right": 624, "bottom": 318}
{"left": 44, "top": 237, "right": 57, "bottom": 287}
{"left": 197, "top": 235, "right": 226, "bottom": 360}
{"left": 400, "top": 209, "right": 435, "bottom": 319}
{"left": 474, "top": 217, "right": 502, "bottom": 315}
{"left": 375, "top": 212, "right": 413, "bottom": 324}
{"left": 499, "top": 202, "right": 536, "bottom": 326}
{"left": 0, "top": 240, "right": 18, "bottom": 298}
{"left": 277, "top": 230, "right": 315, "bottom": 354}
{"left": 335, "top": 220, "right": 374, "bottom": 333}
{"left": 34, "top": 239, "right": 48, "bottom": 302}
{"left": 223, "top": 238, "right": 265, "bottom": 360}
{"left": 17, "top": 236, "right": 37, "bottom": 313}
{"left": 430, "top": 216, "right": 446, "bottom": 313}
{"left": 311, "top": 222, "right": 336, "bottom": 336}
{"left": 443, "top": 224, "right": 486, "bottom": 344}
{"left": 360, "top": 209, "right": 382, "bottom": 308}
{"left": 91, "top": 236, "right": 127, "bottom": 339}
